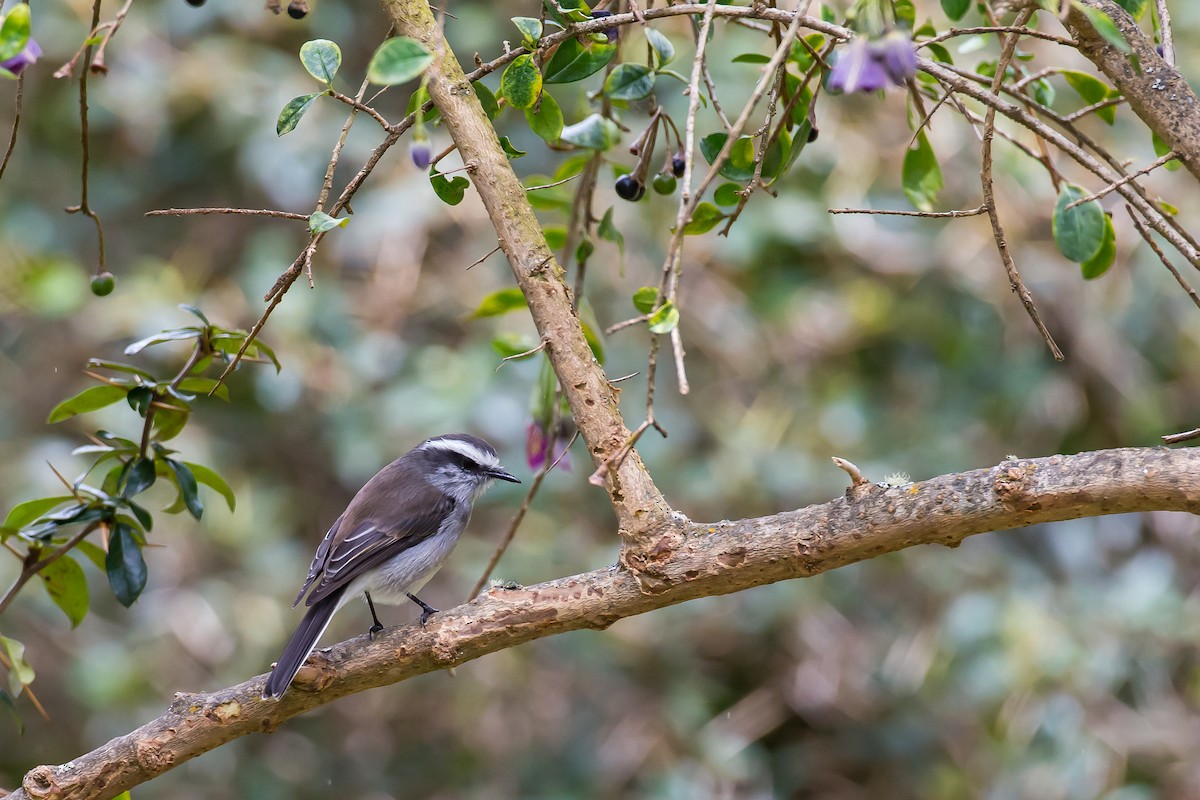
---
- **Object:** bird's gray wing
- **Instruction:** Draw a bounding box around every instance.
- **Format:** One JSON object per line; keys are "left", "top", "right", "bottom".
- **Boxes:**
{"left": 301, "top": 496, "right": 456, "bottom": 607}
{"left": 292, "top": 513, "right": 342, "bottom": 607}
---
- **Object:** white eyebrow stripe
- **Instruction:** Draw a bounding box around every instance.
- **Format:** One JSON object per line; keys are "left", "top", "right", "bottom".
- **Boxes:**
{"left": 421, "top": 438, "right": 500, "bottom": 468}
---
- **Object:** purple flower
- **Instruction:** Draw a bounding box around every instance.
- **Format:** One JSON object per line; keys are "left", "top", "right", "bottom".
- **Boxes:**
{"left": 828, "top": 30, "right": 915, "bottom": 94}
{"left": 0, "top": 39, "right": 41, "bottom": 77}
{"left": 525, "top": 420, "right": 571, "bottom": 472}
{"left": 409, "top": 138, "right": 432, "bottom": 170}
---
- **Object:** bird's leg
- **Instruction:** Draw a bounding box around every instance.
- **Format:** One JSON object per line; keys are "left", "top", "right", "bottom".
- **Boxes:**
{"left": 365, "top": 592, "right": 385, "bottom": 640}
{"left": 406, "top": 592, "right": 439, "bottom": 625}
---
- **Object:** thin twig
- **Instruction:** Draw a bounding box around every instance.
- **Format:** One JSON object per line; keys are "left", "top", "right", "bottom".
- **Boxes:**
{"left": 1154, "top": 0, "right": 1174, "bottom": 67}
{"left": 89, "top": 0, "right": 134, "bottom": 74}
{"left": 465, "top": 242, "right": 502, "bottom": 270}
{"left": 1064, "top": 151, "right": 1177, "bottom": 210}
{"left": 1163, "top": 428, "right": 1200, "bottom": 445}
{"left": 0, "top": 69, "right": 24, "bottom": 183}
{"left": 978, "top": 10, "right": 1064, "bottom": 360}
{"left": 144, "top": 208, "right": 308, "bottom": 220}
{"left": 829, "top": 206, "right": 986, "bottom": 217}
{"left": 327, "top": 88, "right": 392, "bottom": 131}
{"left": 64, "top": 0, "right": 108, "bottom": 277}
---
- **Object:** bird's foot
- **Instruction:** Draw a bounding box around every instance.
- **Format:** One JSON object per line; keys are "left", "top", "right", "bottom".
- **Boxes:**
{"left": 367, "top": 622, "right": 384, "bottom": 641}
{"left": 407, "top": 592, "right": 439, "bottom": 625}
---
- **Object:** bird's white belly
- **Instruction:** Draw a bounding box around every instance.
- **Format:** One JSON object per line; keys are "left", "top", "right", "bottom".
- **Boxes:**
{"left": 338, "top": 529, "right": 462, "bottom": 610}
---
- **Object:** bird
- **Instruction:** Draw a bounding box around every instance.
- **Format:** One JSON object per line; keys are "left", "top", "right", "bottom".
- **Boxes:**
{"left": 262, "top": 433, "right": 519, "bottom": 699}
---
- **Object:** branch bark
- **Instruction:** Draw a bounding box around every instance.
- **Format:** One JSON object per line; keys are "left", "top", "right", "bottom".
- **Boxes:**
{"left": 11, "top": 446, "right": 1200, "bottom": 800}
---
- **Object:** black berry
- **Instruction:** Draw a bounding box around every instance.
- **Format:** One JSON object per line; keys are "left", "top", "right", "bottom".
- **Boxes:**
{"left": 184, "top": 0, "right": 206, "bottom": 6}
{"left": 287, "top": 1, "right": 308, "bottom": 19}
{"left": 615, "top": 174, "right": 644, "bottom": 201}
{"left": 671, "top": 156, "right": 686, "bottom": 177}
{"left": 807, "top": 127, "right": 819, "bottom": 143}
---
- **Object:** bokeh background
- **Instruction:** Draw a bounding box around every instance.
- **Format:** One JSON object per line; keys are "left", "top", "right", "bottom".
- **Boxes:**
{"left": 2, "top": 1, "right": 1200, "bottom": 797}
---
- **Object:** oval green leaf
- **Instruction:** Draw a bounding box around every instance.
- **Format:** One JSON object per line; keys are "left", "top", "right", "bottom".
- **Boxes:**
{"left": 902, "top": 130, "right": 944, "bottom": 212}
{"left": 299, "top": 39, "right": 341, "bottom": 84}
{"left": 543, "top": 38, "right": 616, "bottom": 84}
{"left": 165, "top": 459, "right": 203, "bottom": 520}
{"left": 940, "top": 0, "right": 970, "bottom": 21}
{"left": 500, "top": 54, "right": 542, "bottom": 110}
{"left": 309, "top": 210, "right": 348, "bottom": 233}
{"left": 632, "top": 286, "right": 659, "bottom": 314}
{"left": 471, "top": 288, "right": 527, "bottom": 318}
{"left": 525, "top": 91, "right": 564, "bottom": 143}
{"left": 1053, "top": 183, "right": 1106, "bottom": 263}
{"left": 367, "top": 37, "right": 434, "bottom": 86}
{"left": 0, "top": 4, "right": 31, "bottom": 63}
{"left": 39, "top": 555, "right": 89, "bottom": 628}
{"left": 4, "top": 496, "right": 77, "bottom": 531}
{"left": 603, "top": 63, "right": 655, "bottom": 102}
{"left": 560, "top": 114, "right": 621, "bottom": 151}
{"left": 645, "top": 28, "right": 675, "bottom": 67}
{"left": 429, "top": 169, "right": 470, "bottom": 206}
{"left": 648, "top": 301, "right": 679, "bottom": 334}
{"left": 106, "top": 523, "right": 147, "bottom": 607}
{"left": 183, "top": 462, "right": 236, "bottom": 512}
{"left": 682, "top": 202, "right": 727, "bottom": 235}
{"left": 1081, "top": 213, "right": 1116, "bottom": 280}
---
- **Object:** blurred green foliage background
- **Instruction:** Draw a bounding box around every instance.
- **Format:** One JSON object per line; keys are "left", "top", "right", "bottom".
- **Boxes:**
{"left": 2, "top": 0, "right": 1200, "bottom": 797}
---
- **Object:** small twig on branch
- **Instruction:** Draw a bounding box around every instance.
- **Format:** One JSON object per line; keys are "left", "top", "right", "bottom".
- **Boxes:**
{"left": 0, "top": 69, "right": 24, "bottom": 183}
{"left": 1153, "top": 0, "right": 1174, "bottom": 66}
{"left": 1162, "top": 428, "right": 1200, "bottom": 445}
{"left": 831, "top": 457, "right": 869, "bottom": 488}
{"left": 1063, "top": 151, "right": 1177, "bottom": 210}
{"left": 828, "top": 206, "right": 986, "bottom": 218}
{"left": 144, "top": 208, "right": 309, "bottom": 220}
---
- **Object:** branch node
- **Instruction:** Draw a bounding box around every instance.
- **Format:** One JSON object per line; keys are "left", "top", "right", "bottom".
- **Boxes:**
{"left": 831, "top": 456, "right": 869, "bottom": 488}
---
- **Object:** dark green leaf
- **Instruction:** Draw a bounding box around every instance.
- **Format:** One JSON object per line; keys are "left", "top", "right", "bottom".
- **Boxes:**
{"left": 430, "top": 169, "right": 470, "bottom": 205}
{"left": 277, "top": 93, "right": 323, "bottom": 136}
{"left": 1052, "top": 183, "right": 1106, "bottom": 263}
{"left": 4, "top": 496, "right": 76, "bottom": 531}
{"left": 309, "top": 210, "right": 348, "bottom": 233}
{"left": 543, "top": 38, "right": 616, "bottom": 84}
{"left": 575, "top": 237, "right": 594, "bottom": 265}
{"left": 560, "top": 114, "right": 621, "bottom": 151}
{"left": 1081, "top": 213, "right": 1116, "bottom": 279}
{"left": 367, "top": 37, "right": 434, "bottom": 85}
{"left": 47, "top": 385, "right": 130, "bottom": 424}
{"left": 122, "top": 458, "right": 157, "bottom": 498}
{"left": 699, "top": 133, "right": 759, "bottom": 182}
{"left": 179, "top": 304, "right": 210, "bottom": 324}
{"left": 475, "top": 83, "right": 500, "bottom": 120}
{"left": 1061, "top": 70, "right": 1118, "bottom": 124}
{"left": 183, "top": 462, "right": 236, "bottom": 512}
{"left": 39, "top": 555, "right": 89, "bottom": 628}
{"left": 525, "top": 91, "right": 564, "bottom": 143}
{"left": 682, "top": 202, "right": 726, "bottom": 235}
{"left": 1079, "top": 6, "right": 1132, "bottom": 54}
{"left": 732, "top": 53, "right": 770, "bottom": 65}
{"left": 299, "top": 39, "right": 341, "bottom": 84}
{"left": 1112, "top": 0, "right": 1146, "bottom": 16}
{"left": 902, "top": 130, "right": 944, "bottom": 212}
{"left": 603, "top": 63, "right": 655, "bottom": 101}
{"left": 648, "top": 301, "right": 680, "bottom": 334}
{"left": 165, "top": 459, "right": 204, "bottom": 520}
{"left": 645, "top": 28, "right": 675, "bottom": 68}
{"left": 500, "top": 54, "right": 542, "bottom": 109}
{"left": 471, "top": 288, "right": 527, "bottom": 318}
{"left": 124, "top": 498, "right": 153, "bottom": 531}
{"left": 940, "top": 0, "right": 970, "bottom": 21}
{"left": 499, "top": 136, "right": 527, "bottom": 159}
{"left": 106, "top": 523, "right": 147, "bottom": 607}
{"left": 126, "top": 386, "right": 154, "bottom": 417}
{"left": 632, "top": 287, "right": 658, "bottom": 314}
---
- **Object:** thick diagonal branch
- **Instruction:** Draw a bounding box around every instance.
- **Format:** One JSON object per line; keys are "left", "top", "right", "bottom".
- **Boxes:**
{"left": 11, "top": 446, "right": 1200, "bottom": 800}
{"left": 376, "top": 0, "right": 668, "bottom": 533}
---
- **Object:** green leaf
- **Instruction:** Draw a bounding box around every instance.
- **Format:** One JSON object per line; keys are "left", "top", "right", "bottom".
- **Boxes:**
{"left": 277, "top": 93, "right": 322, "bottom": 136}
{"left": 940, "top": 0, "right": 970, "bottom": 21}
{"left": 525, "top": 91, "right": 564, "bottom": 143}
{"left": 124, "top": 498, "right": 153, "bottom": 532}
{"left": 604, "top": 63, "right": 655, "bottom": 101}
{"left": 106, "top": 523, "right": 148, "bottom": 607}
{"left": 713, "top": 183, "right": 742, "bottom": 207}
{"left": 648, "top": 301, "right": 680, "bottom": 334}
{"left": 367, "top": 36, "right": 434, "bottom": 85}
{"left": 732, "top": 53, "right": 771, "bottom": 65}
{"left": 85, "top": 358, "right": 156, "bottom": 380}
{"left": 165, "top": 459, "right": 203, "bottom": 520}
{"left": 560, "top": 114, "right": 621, "bottom": 151}
{"left": 543, "top": 38, "right": 616, "bottom": 84}
{"left": 1151, "top": 131, "right": 1180, "bottom": 171}
{"left": 499, "top": 136, "right": 527, "bottom": 159}
{"left": 405, "top": 85, "right": 439, "bottom": 123}
{"left": 0, "top": 636, "right": 34, "bottom": 696}
{"left": 429, "top": 169, "right": 470, "bottom": 205}
{"left": 579, "top": 310, "right": 606, "bottom": 365}
{"left": 699, "top": 133, "right": 759, "bottom": 182}
{"left": 39, "top": 555, "right": 89, "bottom": 628}
{"left": 1079, "top": 5, "right": 1132, "bottom": 54}
{"left": 179, "top": 304, "right": 210, "bottom": 325}
{"left": 471, "top": 288, "right": 527, "bottom": 318}
{"left": 183, "top": 462, "right": 236, "bottom": 512}
{"left": 512, "top": 16, "right": 543, "bottom": 47}
{"left": 299, "top": 39, "right": 341, "bottom": 84}
{"left": 1081, "top": 212, "right": 1116, "bottom": 279}
{"left": 491, "top": 334, "right": 538, "bottom": 360}
{"left": 0, "top": 4, "right": 31, "bottom": 63}
{"left": 902, "top": 130, "right": 944, "bottom": 212}
{"left": 1061, "top": 70, "right": 1118, "bottom": 124}
{"left": 645, "top": 28, "right": 675, "bottom": 67}
{"left": 544, "top": 226, "right": 567, "bottom": 250}
{"left": 598, "top": 207, "right": 624, "bottom": 254}
{"left": 176, "top": 376, "right": 230, "bottom": 400}
{"left": 1112, "top": 0, "right": 1146, "bottom": 17}
{"left": 308, "top": 210, "right": 348, "bottom": 233}
{"left": 152, "top": 405, "right": 190, "bottom": 442}
{"left": 124, "top": 327, "right": 204, "bottom": 355}
{"left": 475, "top": 82, "right": 500, "bottom": 120}
{"left": 500, "top": 54, "right": 542, "bottom": 110}
{"left": 682, "top": 203, "right": 726, "bottom": 235}
{"left": 1052, "top": 183, "right": 1106, "bottom": 263}
{"left": 632, "top": 286, "right": 658, "bottom": 314}
{"left": 123, "top": 458, "right": 157, "bottom": 498}
{"left": 126, "top": 386, "right": 154, "bottom": 416}
{"left": 47, "top": 384, "right": 130, "bottom": 424}
{"left": 4, "top": 496, "right": 76, "bottom": 531}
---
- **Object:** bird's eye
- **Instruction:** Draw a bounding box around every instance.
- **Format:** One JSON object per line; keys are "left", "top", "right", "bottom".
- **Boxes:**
{"left": 457, "top": 454, "right": 477, "bottom": 471}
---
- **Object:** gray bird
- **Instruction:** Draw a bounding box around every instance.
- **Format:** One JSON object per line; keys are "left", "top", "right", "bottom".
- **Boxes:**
{"left": 262, "top": 433, "right": 519, "bottom": 699}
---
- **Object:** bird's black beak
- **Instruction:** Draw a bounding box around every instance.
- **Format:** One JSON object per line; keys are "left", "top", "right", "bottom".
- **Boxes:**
{"left": 488, "top": 466, "right": 521, "bottom": 484}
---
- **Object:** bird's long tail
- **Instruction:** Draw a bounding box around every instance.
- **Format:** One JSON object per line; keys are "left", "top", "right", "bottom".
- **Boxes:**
{"left": 262, "top": 591, "right": 341, "bottom": 699}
